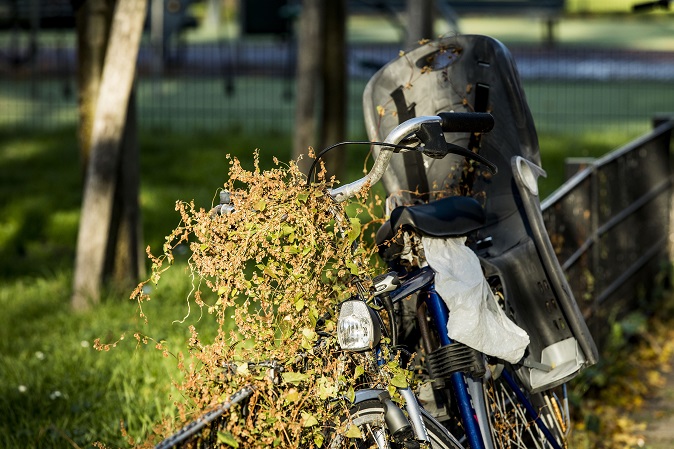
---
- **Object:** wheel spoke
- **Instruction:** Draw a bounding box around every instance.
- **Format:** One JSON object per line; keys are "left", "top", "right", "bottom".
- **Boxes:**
{"left": 484, "top": 377, "right": 560, "bottom": 449}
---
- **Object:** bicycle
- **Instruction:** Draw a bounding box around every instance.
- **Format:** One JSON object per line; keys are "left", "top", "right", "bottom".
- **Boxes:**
{"left": 156, "top": 113, "right": 593, "bottom": 449}
{"left": 155, "top": 35, "right": 598, "bottom": 449}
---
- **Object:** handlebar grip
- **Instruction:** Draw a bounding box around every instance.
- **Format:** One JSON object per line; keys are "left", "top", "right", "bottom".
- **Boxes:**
{"left": 437, "top": 112, "right": 494, "bottom": 133}
{"left": 632, "top": 1, "right": 667, "bottom": 12}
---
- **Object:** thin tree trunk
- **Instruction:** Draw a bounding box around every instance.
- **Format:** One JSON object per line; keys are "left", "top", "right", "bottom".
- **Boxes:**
{"left": 204, "top": 0, "right": 221, "bottom": 32}
{"left": 292, "top": 0, "right": 323, "bottom": 175}
{"left": 105, "top": 88, "right": 145, "bottom": 287}
{"left": 319, "top": 0, "right": 347, "bottom": 180}
{"left": 74, "top": 0, "right": 115, "bottom": 174}
{"left": 405, "top": 0, "right": 433, "bottom": 51}
{"left": 72, "top": 0, "right": 147, "bottom": 310}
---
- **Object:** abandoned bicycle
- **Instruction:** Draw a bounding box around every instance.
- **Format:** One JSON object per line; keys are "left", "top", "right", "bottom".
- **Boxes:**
{"left": 156, "top": 112, "right": 595, "bottom": 449}
{"left": 155, "top": 35, "right": 598, "bottom": 449}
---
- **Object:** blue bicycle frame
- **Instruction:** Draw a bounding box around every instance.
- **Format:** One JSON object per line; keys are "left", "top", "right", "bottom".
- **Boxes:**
{"left": 389, "top": 266, "right": 563, "bottom": 449}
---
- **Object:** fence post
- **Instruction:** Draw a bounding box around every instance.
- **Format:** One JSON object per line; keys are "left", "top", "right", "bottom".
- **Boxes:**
{"left": 653, "top": 116, "right": 674, "bottom": 266}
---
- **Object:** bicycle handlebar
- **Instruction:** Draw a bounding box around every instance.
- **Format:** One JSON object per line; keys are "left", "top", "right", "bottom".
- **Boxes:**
{"left": 327, "top": 113, "right": 494, "bottom": 203}
{"left": 438, "top": 112, "right": 494, "bottom": 133}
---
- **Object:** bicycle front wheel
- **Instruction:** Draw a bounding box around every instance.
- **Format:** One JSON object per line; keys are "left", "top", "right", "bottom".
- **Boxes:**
{"left": 327, "top": 398, "right": 464, "bottom": 449}
{"left": 482, "top": 370, "right": 568, "bottom": 449}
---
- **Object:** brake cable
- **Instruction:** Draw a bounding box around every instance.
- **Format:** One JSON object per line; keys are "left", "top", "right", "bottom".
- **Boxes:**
{"left": 306, "top": 140, "right": 420, "bottom": 187}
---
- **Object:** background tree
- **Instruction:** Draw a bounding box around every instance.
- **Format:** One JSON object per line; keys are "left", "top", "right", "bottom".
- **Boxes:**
{"left": 292, "top": 0, "right": 347, "bottom": 180}
{"left": 292, "top": 0, "right": 321, "bottom": 175}
{"left": 319, "top": 0, "right": 347, "bottom": 176}
{"left": 71, "top": 0, "right": 146, "bottom": 310}
{"left": 405, "top": 0, "right": 433, "bottom": 50}
{"left": 73, "top": 0, "right": 114, "bottom": 170}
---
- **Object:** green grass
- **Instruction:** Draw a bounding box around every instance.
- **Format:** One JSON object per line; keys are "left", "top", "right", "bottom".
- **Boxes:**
{"left": 0, "top": 127, "right": 289, "bottom": 447}
{"left": 0, "top": 271, "right": 188, "bottom": 447}
{"left": 523, "top": 81, "right": 674, "bottom": 135}
{"left": 0, "top": 77, "right": 370, "bottom": 139}
{"left": 457, "top": 15, "right": 674, "bottom": 51}
{"left": 0, "top": 124, "right": 383, "bottom": 447}
{"left": 185, "top": 1, "right": 673, "bottom": 46}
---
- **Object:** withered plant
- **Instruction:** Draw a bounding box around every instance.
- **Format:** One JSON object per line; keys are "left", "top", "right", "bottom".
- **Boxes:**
{"left": 105, "top": 153, "right": 405, "bottom": 448}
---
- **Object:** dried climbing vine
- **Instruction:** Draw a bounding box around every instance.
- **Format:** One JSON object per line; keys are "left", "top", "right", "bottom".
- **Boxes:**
{"left": 108, "top": 153, "right": 406, "bottom": 448}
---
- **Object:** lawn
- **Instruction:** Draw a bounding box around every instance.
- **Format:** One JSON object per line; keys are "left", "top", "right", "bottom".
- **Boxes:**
{"left": 0, "top": 128, "right": 289, "bottom": 447}
{"left": 3, "top": 76, "right": 670, "bottom": 143}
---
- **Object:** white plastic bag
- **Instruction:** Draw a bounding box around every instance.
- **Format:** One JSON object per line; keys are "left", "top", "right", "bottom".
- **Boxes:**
{"left": 422, "top": 236, "right": 529, "bottom": 364}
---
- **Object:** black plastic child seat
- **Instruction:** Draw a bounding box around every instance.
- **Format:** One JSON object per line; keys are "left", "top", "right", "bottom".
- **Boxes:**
{"left": 364, "top": 35, "right": 599, "bottom": 393}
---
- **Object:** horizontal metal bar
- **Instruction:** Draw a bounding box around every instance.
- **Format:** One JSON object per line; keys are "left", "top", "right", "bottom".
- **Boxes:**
{"left": 561, "top": 176, "right": 671, "bottom": 271}
{"left": 542, "top": 119, "right": 673, "bottom": 211}
{"left": 597, "top": 234, "right": 669, "bottom": 305}
{"left": 596, "top": 177, "right": 671, "bottom": 237}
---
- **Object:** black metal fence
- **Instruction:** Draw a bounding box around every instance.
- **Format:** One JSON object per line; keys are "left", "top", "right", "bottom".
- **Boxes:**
{"left": 0, "top": 0, "right": 674, "bottom": 139}
{"left": 1, "top": 29, "right": 673, "bottom": 138}
{"left": 541, "top": 118, "right": 673, "bottom": 338}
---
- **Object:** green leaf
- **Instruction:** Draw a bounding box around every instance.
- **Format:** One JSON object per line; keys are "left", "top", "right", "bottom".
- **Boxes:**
{"left": 255, "top": 199, "right": 266, "bottom": 211}
{"left": 217, "top": 431, "right": 240, "bottom": 448}
{"left": 354, "top": 365, "right": 364, "bottom": 380}
{"left": 344, "top": 424, "right": 363, "bottom": 439}
{"left": 318, "top": 376, "right": 338, "bottom": 400}
{"left": 347, "top": 217, "right": 361, "bottom": 243}
{"left": 295, "top": 297, "right": 305, "bottom": 311}
{"left": 302, "top": 328, "right": 317, "bottom": 341}
{"left": 302, "top": 412, "right": 319, "bottom": 427}
{"left": 300, "top": 327, "right": 317, "bottom": 349}
{"left": 390, "top": 372, "right": 408, "bottom": 389}
{"left": 284, "top": 388, "right": 300, "bottom": 405}
{"left": 282, "top": 372, "right": 310, "bottom": 385}
{"left": 345, "top": 386, "right": 356, "bottom": 403}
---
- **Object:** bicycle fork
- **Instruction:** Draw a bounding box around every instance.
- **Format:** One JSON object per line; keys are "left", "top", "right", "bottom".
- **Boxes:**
{"left": 422, "top": 285, "right": 490, "bottom": 449}
{"left": 419, "top": 284, "right": 563, "bottom": 449}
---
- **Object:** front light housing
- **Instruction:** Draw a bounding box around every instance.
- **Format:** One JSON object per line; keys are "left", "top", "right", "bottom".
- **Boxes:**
{"left": 337, "top": 300, "right": 381, "bottom": 351}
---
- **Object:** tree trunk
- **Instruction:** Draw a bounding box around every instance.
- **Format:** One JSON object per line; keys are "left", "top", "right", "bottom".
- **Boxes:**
{"left": 72, "top": 0, "right": 147, "bottom": 310}
{"left": 204, "top": 0, "right": 221, "bottom": 32}
{"left": 292, "top": 0, "right": 323, "bottom": 175}
{"left": 405, "top": 0, "right": 433, "bottom": 51}
{"left": 74, "top": 0, "right": 115, "bottom": 174}
{"left": 105, "top": 89, "right": 144, "bottom": 287}
{"left": 319, "top": 0, "right": 347, "bottom": 180}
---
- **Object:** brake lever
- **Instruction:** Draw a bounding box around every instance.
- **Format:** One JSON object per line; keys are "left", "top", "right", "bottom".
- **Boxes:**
{"left": 417, "top": 121, "right": 498, "bottom": 174}
{"left": 444, "top": 142, "right": 498, "bottom": 175}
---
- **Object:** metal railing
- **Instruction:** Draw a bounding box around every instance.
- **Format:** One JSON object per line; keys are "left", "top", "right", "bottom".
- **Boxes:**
{"left": 541, "top": 117, "right": 673, "bottom": 338}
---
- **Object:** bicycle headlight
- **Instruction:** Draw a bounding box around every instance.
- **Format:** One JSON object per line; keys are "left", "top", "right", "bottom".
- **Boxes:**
{"left": 337, "top": 300, "right": 381, "bottom": 351}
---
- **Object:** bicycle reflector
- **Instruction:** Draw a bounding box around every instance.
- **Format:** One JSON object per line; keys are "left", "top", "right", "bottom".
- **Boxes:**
{"left": 337, "top": 300, "right": 381, "bottom": 351}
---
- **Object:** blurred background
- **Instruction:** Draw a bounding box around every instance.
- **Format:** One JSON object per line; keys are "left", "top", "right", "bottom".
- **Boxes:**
{"left": 0, "top": 1, "right": 673, "bottom": 447}
{"left": 1, "top": 0, "right": 672, "bottom": 136}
